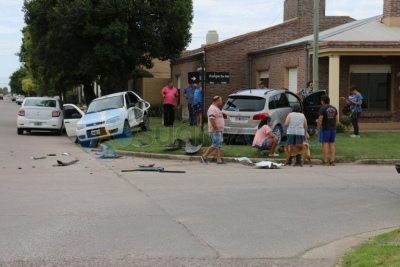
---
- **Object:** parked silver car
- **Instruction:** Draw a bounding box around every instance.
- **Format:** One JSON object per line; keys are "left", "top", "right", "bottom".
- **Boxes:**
{"left": 222, "top": 88, "right": 326, "bottom": 144}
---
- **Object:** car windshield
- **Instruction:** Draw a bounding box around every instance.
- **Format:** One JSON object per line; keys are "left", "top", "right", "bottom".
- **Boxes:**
{"left": 24, "top": 99, "right": 57, "bottom": 107}
{"left": 86, "top": 95, "right": 124, "bottom": 113}
{"left": 223, "top": 96, "right": 266, "bottom": 112}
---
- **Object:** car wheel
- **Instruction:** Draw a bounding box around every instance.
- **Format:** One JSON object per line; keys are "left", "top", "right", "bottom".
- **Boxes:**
{"left": 79, "top": 139, "right": 97, "bottom": 148}
{"left": 17, "top": 128, "right": 24, "bottom": 135}
{"left": 118, "top": 121, "right": 132, "bottom": 139}
{"left": 141, "top": 114, "right": 151, "bottom": 131}
{"left": 55, "top": 128, "right": 63, "bottom": 135}
{"left": 273, "top": 125, "right": 283, "bottom": 145}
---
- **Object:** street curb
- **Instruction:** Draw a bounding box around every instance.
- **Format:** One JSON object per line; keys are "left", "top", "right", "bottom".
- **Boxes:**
{"left": 116, "top": 150, "right": 400, "bottom": 166}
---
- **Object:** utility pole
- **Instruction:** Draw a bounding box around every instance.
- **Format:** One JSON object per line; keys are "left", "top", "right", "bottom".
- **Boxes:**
{"left": 313, "top": 0, "right": 319, "bottom": 92}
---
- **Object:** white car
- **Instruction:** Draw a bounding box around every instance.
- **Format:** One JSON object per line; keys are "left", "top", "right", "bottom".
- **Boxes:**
{"left": 17, "top": 97, "right": 84, "bottom": 135}
{"left": 73, "top": 91, "right": 151, "bottom": 147}
{"left": 17, "top": 97, "right": 64, "bottom": 135}
{"left": 16, "top": 95, "right": 25, "bottom": 105}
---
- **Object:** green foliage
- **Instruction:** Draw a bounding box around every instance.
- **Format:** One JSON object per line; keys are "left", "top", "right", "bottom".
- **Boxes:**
{"left": 336, "top": 122, "right": 346, "bottom": 133}
{"left": 116, "top": 118, "right": 400, "bottom": 163}
{"left": 340, "top": 115, "right": 352, "bottom": 130}
{"left": 148, "top": 103, "right": 163, "bottom": 117}
{"left": 65, "top": 91, "right": 78, "bottom": 105}
{"left": 9, "top": 67, "right": 29, "bottom": 95}
{"left": 340, "top": 229, "right": 400, "bottom": 267}
{"left": 22, "top": 0, "right": 193, "bottom": 97}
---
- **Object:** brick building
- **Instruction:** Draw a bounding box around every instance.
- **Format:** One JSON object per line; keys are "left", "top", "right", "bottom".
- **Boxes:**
{"left": 171, "top": 0, "right": 400, "bottom": 124}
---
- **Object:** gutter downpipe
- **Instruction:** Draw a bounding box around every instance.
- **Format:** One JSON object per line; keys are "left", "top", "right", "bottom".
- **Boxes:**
{"left": 201, "top": 50, "right": 206, "bottom": 132}
{"left": 248, "top": 55, "right": 253, "bottom": 88}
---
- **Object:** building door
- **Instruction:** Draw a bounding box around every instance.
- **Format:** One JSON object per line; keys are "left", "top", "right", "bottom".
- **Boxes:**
{"left": 349, "top": 65, "right": 391, "bottom": 111}
{"left": 288, "top": 68, "right": 298, "bottom": 93}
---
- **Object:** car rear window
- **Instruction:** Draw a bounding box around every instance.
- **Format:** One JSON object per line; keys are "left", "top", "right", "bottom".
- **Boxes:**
{"left": 223, "top": 96, "right": 266, "bottom": 112}
{"left": 24, "top": 99, "right": 57, "bottom": 107}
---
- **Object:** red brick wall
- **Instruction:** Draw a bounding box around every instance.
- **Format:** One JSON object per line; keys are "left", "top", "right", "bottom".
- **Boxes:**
{"left": 384, "top": 0, "right": 400, "bottom": 18}
{"left": 172, "top": 0, "right": 354, "bottom": 110}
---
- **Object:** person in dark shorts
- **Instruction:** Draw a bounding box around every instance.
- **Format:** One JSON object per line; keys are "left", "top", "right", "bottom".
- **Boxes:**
{"left": 316, "top": 95, "right": 339, "bottom": 166}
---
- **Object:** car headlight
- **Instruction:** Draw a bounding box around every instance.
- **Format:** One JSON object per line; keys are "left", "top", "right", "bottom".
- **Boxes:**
{"left": 76, "top": 123, "right": 85, "bottom": 130}
{"left": 106, "top": 116, "right": 121, "bottom": 124}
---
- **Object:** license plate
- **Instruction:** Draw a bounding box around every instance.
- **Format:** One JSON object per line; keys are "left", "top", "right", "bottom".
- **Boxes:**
{"left": 235, "top": 116, "right": 247, "bottom": 121}
{"left": 91, "top": 129, "right": 100, "bottom": 135}
{"left": 34, "top": 122, "right": 42, "bottom": 126}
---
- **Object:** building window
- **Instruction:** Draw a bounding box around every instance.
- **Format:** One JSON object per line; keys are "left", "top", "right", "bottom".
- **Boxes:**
{"left": 259, "top": 70, "right": 269, "bottom": 88}
{"left": 349, "top": 65, "right": 391, "bottom": 111}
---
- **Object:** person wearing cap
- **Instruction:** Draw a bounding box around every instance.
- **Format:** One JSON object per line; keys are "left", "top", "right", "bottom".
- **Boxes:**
{"left": 258, "top": 81, "right": 267, "bottom": 89}
{"left": 284, "top": 103, "right": 309, "bottom": 166}
{"left": 200, "top": 96, "right": 226, "bottom": 165}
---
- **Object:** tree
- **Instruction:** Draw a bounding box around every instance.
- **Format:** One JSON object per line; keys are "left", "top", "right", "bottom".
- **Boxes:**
{"left": 22, "top": 0, "right": 193, "bottom": 105}
{"left": 9, "top": 67, "right": 29, "bottom": 95}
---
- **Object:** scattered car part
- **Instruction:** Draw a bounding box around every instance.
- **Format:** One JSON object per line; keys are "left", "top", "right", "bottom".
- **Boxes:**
{"left": 185, "top": 138, "right": 202, "bottom": 154}
{"left": 121, "top": 167, "right": 185, "bottom": 173}
{"left": 53, "top": 158, "right": 79, "bottom": 167}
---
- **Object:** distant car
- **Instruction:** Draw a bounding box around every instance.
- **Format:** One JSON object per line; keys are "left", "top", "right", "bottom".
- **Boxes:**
{"left": 16, "top": 95, "right": 25, "bottom": 105}
{"left": 72, "top": 91, "right": 151, "bottom": 147}
{"left": 11, "top": 95, "right": 16, "bottom": 101}
{"left": 17, "top": 97, "right": 65, "bottom": 135}
{"left": 222, "top": 88, "right": 326, "bottom": 144}
{"left": 0, "top": 94, "right": 3, "bottom": 100}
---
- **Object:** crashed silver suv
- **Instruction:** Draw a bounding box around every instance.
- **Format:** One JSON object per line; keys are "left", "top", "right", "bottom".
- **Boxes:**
{"left": 222, "top": 88, "right": 326, "bottom": 144}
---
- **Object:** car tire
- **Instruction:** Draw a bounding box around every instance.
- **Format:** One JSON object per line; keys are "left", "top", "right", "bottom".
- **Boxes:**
{"left": 17, "top": 128, "right": 24, "bottom": 135}
{"left": 141, "top": 114, "right": 151, "bottom": 131}
{"left": 79, "top": 139, "right": 96, "bottom": 148}
{"left": 55, "top": 129, "right": 63, "bottom": 135}
{"left": 119, "top": 121, "right": 132, "bottom": 139}
{"left": 273, "top": 125, "right": 283, "bottom": 145}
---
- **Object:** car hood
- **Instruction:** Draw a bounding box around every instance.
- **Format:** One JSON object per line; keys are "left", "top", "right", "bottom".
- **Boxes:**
{"left": 78, "top": 109, "right": 124, "bottom": 127}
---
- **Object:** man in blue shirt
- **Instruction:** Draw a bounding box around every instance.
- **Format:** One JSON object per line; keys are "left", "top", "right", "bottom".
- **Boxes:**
{"left": 194, "top": 83, "right": 203, "bottom": 126}
{"left": 183, "top": 83, "right": 196, "bottom": 126}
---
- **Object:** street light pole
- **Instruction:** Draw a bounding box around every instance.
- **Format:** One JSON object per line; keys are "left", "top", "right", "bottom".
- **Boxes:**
{"left": 313, "top": 0, "right": 319, "bottom": 92}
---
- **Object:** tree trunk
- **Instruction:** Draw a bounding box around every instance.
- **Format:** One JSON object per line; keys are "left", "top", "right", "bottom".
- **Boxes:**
{"left": 83, "top": 83, "right": 97, "bottom": 106}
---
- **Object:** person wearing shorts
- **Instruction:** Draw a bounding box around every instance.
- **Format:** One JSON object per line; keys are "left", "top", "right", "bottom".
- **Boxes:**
{"left": 252, "top": 116, "right": 279, "bottom": 157}
{"left": 200, "top": 96, "right": 226, "bottom": 165}
{"left": 316, "top": 95, "right": 339, "bottom": 166}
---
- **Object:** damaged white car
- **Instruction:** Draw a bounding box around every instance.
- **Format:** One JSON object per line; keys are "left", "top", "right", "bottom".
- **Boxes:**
{"left": 73, "top": 91, "right": 150, "bottom": 147}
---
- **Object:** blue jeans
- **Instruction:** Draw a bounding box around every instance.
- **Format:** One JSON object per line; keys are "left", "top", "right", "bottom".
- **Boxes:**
{"left": 187, "top": 103, "right": 196, "bottom": 126}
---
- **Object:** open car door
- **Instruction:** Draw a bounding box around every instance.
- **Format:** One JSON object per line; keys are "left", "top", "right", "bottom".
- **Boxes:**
{"left": 63, "top": 104, "right": 85, "bottom": 137}
{"left": 303, "top": 90, "right": 327, "bottom": 127}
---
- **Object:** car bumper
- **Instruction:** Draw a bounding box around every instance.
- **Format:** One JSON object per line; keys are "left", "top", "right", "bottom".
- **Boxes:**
{"left": 76, "top": 121, "right": 124, "bottom": 142}
{"left": 17, "top": 117, "right": 63, "bottom": 130}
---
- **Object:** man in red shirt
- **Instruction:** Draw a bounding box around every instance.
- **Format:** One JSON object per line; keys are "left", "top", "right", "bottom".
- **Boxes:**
{"left": 161, "top": 81, "right": 179, "bottom": 127}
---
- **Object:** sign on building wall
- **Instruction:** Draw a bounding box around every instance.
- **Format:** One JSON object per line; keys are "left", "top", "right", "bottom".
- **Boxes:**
{"left": 188, "top": 72, "right": 200, "bottom": 84}
{"left": 206, "top": 72, "right": 230, "bottom": 84}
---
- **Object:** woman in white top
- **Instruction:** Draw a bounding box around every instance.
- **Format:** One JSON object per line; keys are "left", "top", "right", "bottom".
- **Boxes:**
{"left": 284, "top": 103, "right": 309, "bottom": 166}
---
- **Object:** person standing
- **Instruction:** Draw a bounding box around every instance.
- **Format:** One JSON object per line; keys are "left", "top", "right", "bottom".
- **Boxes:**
{"left": 194, "top": 83, "right": 203, "bottom": 126}
{"left": 316, "top": 95, "right": 339, "bottom": 166}
{"left": 284, "top": 103, "right": 309, "bottom": 166}
{"left": 200, "top": 96, "right": 226, "bottom": 165}
{"left": 297, "top": 81, "right": 313, "bottom": 100}
{"left": 340, "top": 85, "right": 363, "bottom": 138}
{"left": 183, "top": 83, "right": 196, "bottom": 126}
{"left": 252, "top": 117, "right": 279, "bottom": 157}
{"left": 161, "top": 81, "right": 178, "bottom": 127}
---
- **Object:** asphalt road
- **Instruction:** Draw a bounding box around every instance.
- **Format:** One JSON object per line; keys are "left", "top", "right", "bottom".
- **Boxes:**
{"left": 1, "top": 99, "right": 400, "bottom": 267}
